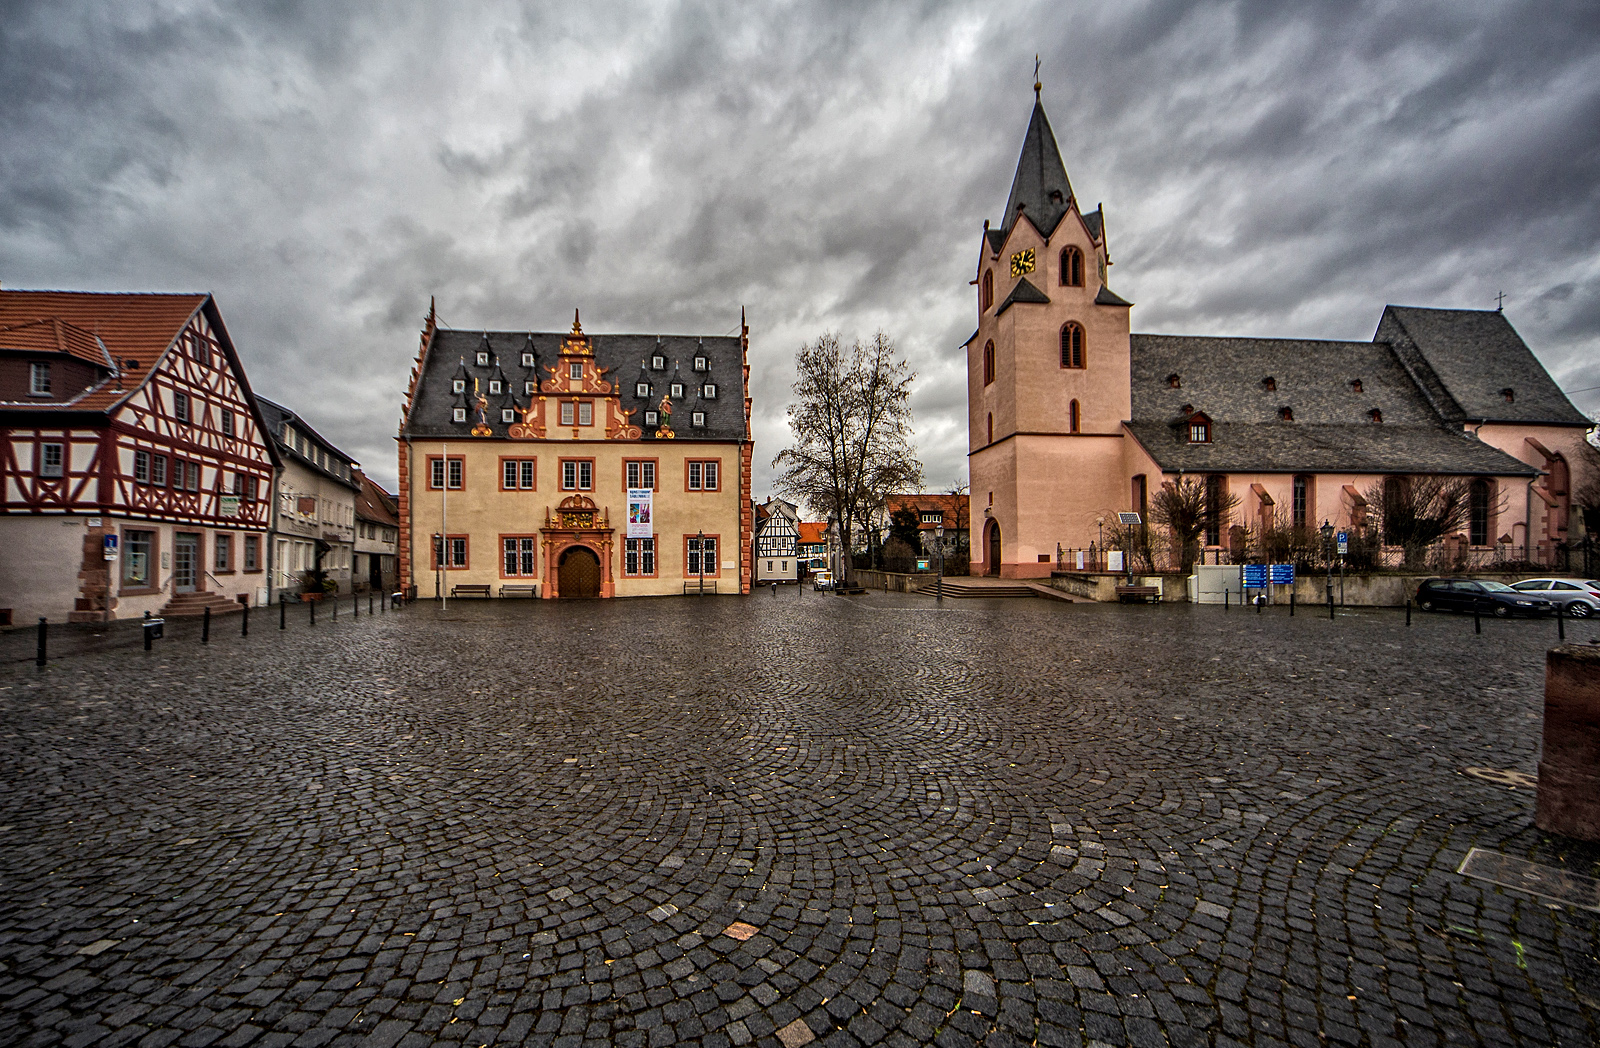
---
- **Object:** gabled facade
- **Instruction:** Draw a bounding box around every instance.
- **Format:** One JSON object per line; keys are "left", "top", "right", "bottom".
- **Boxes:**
{"left": 966, "top": 93, "right": 1593, "bottom": 576}
{"left": 354, "top": 471, "right": 399, "bottom": 595}
{"left": 0, "top": 290, "right": 278, "bottom": 622}
{"left": 754, "top": 496, "right": 799, "bottom": 582}
{"left": 885, "top": 493, "right": 970, "bottom": 557}
{"left": 397, "top": 305, "right": 753, "bottom": 598}
{"left": 256, "top": 398, "right": 361, "bottom": 601}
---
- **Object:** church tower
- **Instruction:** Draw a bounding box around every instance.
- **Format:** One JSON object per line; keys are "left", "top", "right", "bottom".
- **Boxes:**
{"left": 966, "top": 87, "right": 1133, "bottom": 577}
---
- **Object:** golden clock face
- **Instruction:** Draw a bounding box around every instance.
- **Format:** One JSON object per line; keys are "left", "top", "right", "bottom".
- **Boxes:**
{"left": 1010, "top": 248, "right": 1035, "bottom": 277}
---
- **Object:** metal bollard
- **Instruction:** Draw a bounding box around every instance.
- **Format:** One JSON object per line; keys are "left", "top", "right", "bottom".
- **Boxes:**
{"left": 1256, "top": 593, "right": 1263, "bottom": 615}
{"left": 1224, "top": 589, "right": 1229, "bottom": 611}
{"left": 1406, "top": 598, "right": 1411, "bottom": 627}
{"left": 1289, "top": 592, "right": 1295, "bottom": 617}
{"left": 369, "top": 594, "right": 374, "bottom": 615}
{"left": 310, "top": 598, "right": 316, "bottom": 626}
{"left": 36, "top": 617, "right": 46, "bottom": 668}
{"left": 144, "top": 611, "right": 153, "bottom": 651}
{"left": 1474, "top": 605, "right": 1481, "bottom": 634}
{"left": 242, "top": 602, "right": 249, "bottom": 637}
{"left": 1557, "top": 600, "right": 1565, "bottom": 641}
{"left": 332, "top": 597, "right": 337, "bottom": 621}
{"left": 202, "top": 605, "right": 210, "bottom": 644}
{"left": 1328, "top": 592, "right": 1334, "bottom": 621}
{"left": 279, "top": 597, "right": 287, "bottom": 631}
{"left": 353, "top": 593, "right": 359, "bottom": 618}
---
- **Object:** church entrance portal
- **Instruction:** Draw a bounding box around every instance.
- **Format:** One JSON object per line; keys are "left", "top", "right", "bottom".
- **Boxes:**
{"left": 985, "top": 521, "right": 1002, "bottom": 577}
{"left": 558, "top": 547, "right": 601, "bottom": 598}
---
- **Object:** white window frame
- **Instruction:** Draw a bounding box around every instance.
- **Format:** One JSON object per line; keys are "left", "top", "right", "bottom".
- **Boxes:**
{"left": 39, "top": 442, "right": 64, "bottom": 478}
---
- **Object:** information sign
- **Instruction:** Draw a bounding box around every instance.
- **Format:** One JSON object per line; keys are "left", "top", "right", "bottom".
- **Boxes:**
{"left": 1107, "top": 550, "right": 1125, "bottom": 571}
{"left": 1269, "top": 563, "right": 1295, "bottom": 585}
{"left": 1242, "top": 564, "right": 1269, "bottom": 587}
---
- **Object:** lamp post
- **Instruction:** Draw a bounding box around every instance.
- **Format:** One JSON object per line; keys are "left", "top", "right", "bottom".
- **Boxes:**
{"left": 1095, "top": 516, "right": 1105, "bottom": 570}
{"left": 935, "top": 523, "right": 945, "bottom": 603}
{"left": 697, "top": 528, "right": 705, "bottom": 596}
{"left": 1321, "top": 519, "right": 1334, "bottom": 606}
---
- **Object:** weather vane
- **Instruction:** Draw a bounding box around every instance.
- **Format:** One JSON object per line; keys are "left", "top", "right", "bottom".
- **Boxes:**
{"left": 1034, "top": 55, "right": 1041, "bottom": 98}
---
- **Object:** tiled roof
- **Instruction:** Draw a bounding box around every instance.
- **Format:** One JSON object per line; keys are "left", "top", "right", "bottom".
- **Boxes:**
{"left": 0, "top": 290, "right": 207, "bottom": 414}
{"left": 886, "top": 493, "right": 969, "bottom": 528}
{"left": 404, "top": 326, "right": 748, "bottom": 442}
{"left": 355, "top": 471, "right": 399, "bottom": 526}
{"left": 797, "top": 522, "right": 827, "bottom": 545}
{"left": 0, "top": 317, "right": 115, "bottom": 369}
{"left": 1377, "top": 306, "right": 1590, "bottom": 426}
{"left": 1128, "top": 332, "right": 1536, "bottom": 476}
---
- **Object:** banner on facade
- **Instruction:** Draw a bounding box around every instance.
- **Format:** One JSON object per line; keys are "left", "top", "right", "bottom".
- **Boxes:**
{"left": 626, "top": 488, "right": 653, "bottom": 538}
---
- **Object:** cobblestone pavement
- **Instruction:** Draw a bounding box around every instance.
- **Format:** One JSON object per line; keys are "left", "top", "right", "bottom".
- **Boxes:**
{"left": 2, "top": 592, "right": 1598, "bottom": 1048}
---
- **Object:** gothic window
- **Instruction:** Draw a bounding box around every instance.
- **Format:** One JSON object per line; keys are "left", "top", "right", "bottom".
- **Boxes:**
{"left": 1060, "top": 247, "right": 1084, "bottom": 287}
{"left": 983, "top": 340, "right": 995, "bottom": 385}
{"left": 1204, "top": 476, "right": 1224, "bottom": 546}
{"left": 1069, "top": 399, "right": 1080, "bottom": 433}
{"left": 1469, "top": 479, "right": 1491, "bottom": 545}
{"left": 1060, "top": 323, "right": 1085, "bottom": 369}
{"left": 1292, "top": 475, "right": 1309, "bottom": 530}
{"left": 981, "top": 270, "right": 993, "bottom": 312}
{"left": 986, "top": 413, "right": 993, "bottom": 445}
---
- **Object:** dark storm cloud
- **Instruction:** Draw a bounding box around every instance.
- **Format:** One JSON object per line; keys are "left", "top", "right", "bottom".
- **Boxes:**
{"left": 2, "top": 0, "right": 1595, "bottom": 496}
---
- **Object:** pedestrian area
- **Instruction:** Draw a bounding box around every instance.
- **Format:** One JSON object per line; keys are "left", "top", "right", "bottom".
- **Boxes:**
{"left": 1, "top": 593, "right": 1596, "bottom": 1047}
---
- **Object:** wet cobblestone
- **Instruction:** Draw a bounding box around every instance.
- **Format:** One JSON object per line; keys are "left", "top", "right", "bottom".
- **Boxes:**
{"left": 1, "top": 593, "right": 1597, "bottom": 1047}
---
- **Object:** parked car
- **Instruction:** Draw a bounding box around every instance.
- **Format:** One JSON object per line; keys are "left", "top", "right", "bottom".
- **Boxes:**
{"left": 1507, "top": 578, "right": 1600, "bottom": 618}
{"left": 1414, "top": 578, "right": 1555, "bottom": 618}
{"left": 811, "top": 570, "right": 834, "bottom": 591}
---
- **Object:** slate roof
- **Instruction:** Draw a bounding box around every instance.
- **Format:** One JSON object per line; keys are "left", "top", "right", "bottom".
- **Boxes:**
{"left": 354, "top": 471, "right": 398, "bottom": 527}
{"left": 257, "top": 396, "right": 362, "bottom": 491}
{"left": 1128, "top": 333, "right": 1538, "bottom": 476}
{"left": 994, "top": 277, "right": 1050, "bottom": 316}
{"left": 1377, "top": 306, "right": 1589, "bottom": 426}
{"left": 404, "top": 327, "right": 747, "bottom": 443}
{"left": 1000, "top": 100, "right": 1075, "bottom": 240}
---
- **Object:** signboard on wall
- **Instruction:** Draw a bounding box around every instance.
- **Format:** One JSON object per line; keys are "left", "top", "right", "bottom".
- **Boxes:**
{"left": 220, "top": 496, "right": 240, "bottom": 517}
{"left": 626, "top": 488, "right": 653, "bottom": 538}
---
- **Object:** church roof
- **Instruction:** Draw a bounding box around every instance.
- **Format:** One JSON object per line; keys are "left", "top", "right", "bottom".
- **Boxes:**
{"left": 1376, "top": 306, "right": 1589, "bottom": 426}
{"left": 994, "top": 277, "right": 1050, "bottom": 316}
{"left": 1128, "top": 333, "right": 1538, "bottom": 476}
{"left": 1000, "top": 100, "right": 1075, "bottom": 239}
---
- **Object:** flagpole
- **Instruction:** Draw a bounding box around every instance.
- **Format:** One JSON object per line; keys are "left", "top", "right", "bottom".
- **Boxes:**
{"left": 441, "top": 441, "right": 448, "bottom": 610}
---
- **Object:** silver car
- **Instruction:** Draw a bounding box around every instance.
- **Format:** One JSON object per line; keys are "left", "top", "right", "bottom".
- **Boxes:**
{"left": 1508, "top": 577, "right": 1600, "bottom": 617}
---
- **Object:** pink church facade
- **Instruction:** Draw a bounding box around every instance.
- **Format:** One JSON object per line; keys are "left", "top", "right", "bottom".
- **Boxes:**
{"left": 967, "top": 95, "right": 1592, "bottom": 579}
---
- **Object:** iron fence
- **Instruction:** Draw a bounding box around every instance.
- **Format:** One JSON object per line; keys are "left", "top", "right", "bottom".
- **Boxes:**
{"left": 1052, "top": 537, "right": 1595, "bottom": 576}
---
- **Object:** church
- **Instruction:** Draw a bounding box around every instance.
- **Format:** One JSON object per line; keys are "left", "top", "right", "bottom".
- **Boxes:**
{"left": 967, "top": 90, "right": 1591, "bottom": 578}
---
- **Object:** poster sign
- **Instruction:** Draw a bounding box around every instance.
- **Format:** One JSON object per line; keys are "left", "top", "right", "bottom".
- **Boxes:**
{"left": 1107, "top": 550, "right": 1124, "bottom": 572}
{"left": 220, "top": 495, "right": 241, "bottom": 517}
{"left": 626, "top": 488, "right": 653, "bottom": 538}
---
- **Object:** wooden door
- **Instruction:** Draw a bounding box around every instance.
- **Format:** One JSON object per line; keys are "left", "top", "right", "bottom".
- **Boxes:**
{"left": 174, "top": 532, "right": 200, "bottom": 592}
{"left": 559, "top": 547, "right": 600, "bottom": 598}
{"left": 986, "top": 522, "right": 1001, "bottom": 577}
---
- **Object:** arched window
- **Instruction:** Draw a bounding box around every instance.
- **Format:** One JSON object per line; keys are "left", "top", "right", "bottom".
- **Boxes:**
{"left": 1469, "top": 479, "right": 1491, "bottom": 546}
{"left": 1068, "top": 399, "right": 1080, "bottom": 433}
{"left": 1060, "top": 247, "right": 1084, "bottom": 287}
{"left": 986, "top": 413, "right": 993, "bottom": 445}
{"left": 983, "top": 340, "right": 995, "bottom": 385}
{"left": 1204, "top": 475, "right": 1225, "bottom": 546}
{"left": 1292, "top": 475, "right": 1310, "bottom": 530}
{"left": 981, "top": 270, "right": 993, "bottom": 312}
{"left": 1060, "top": 323, "right": 1085, "bottom": 369}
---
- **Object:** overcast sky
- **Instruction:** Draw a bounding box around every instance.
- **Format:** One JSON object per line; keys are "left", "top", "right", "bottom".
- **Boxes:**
{"left": 4, "top": 0, "right": 1597, "bottom": 496}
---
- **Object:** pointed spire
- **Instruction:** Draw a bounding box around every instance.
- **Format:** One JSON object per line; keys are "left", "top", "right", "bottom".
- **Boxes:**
{"left": 1001, "top": 97, "right": 1074, "bottom": 239}
{"left": 570, "top": 308, "right": 583, "bottom": 336}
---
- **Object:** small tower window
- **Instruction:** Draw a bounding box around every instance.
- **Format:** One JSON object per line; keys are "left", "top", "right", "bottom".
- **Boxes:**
{"left": 1060, "top": 247, "right": 1084, "bottom": 287}
{"left": 652, "top": 354, "right": 665, "bottom": 370}
{"left": 477, "top": 351, "right": 490, "bottom": 366}
{"left": 1069, "top": 399, "right": 1080, "bottom": 434}
{"left": 452, "top": 379, "right": 465, "bottom": 393}
{"left": 1060, "top": 323, "right": 1085, "bottom": 369}
{"left": 1167, "top": 373, "right": 1181, "bottom": 389}
{"left": 452, "top": 408, "right": 467, "bottom": 423}
{"left": 983, "top": 340, "right": 995, "bottom": 386}
{"left": 981, "top": 270, "right": 993, "bottom": 312}
{"left": 644, "top": 411, "right": 658, "bottom": 426}
{"left": 670, "top": 382, "right": 684, "bottom": 399}
{"left": 1262, "top": 376, "right": 1276, "bottom": 391}
{"left": 637, "top": 382, "right": 650, "bottom": 398}
{"left": 1279, "top": 406, "right": 1294, "bottom": 421}
{"left": 694, "top": 356, "right": 708, "bottom": 371}
{"left": 703, "top": 383, "right": 717, "bottom": 399}
{"left": 692, "top": 411, "right": 705, "bottom": 427}
{"left": 488, "top": 380, "right": 502, "bottom": 394}
{"left": 521, "top": 352, "right": 535, "bottom": 367}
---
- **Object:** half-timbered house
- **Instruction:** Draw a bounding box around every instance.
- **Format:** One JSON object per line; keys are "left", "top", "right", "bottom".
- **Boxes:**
{"left": 0, "top": 290, "right": 279, "bottom": 623}
{"left": 754, "top": 497, "right": 799, "bottom": 583}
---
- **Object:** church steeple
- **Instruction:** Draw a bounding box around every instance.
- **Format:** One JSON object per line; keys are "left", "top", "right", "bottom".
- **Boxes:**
{"left": 1000, "top": 99, "right": 1075, "bottom": 239}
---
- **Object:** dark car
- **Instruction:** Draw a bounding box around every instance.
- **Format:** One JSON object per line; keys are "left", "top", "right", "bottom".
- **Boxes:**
{"left": 1414, "top": 578, "right": 1555, "bottom": 618}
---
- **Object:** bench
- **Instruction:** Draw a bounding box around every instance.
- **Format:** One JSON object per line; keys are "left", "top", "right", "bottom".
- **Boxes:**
{"left": 499, "top": 584, "right": 539, "bottom": 599}
{"left": 1115, "top": 584, "right": 1160, "bottom": 604}
{"left": 682, "top": 580, "right": 719, "bottom": 594}
{"left": 450, "top": 584, "right": 492, "bottom": 599}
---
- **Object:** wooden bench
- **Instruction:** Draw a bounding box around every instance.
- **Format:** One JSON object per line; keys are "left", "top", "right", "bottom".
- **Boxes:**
{"left": 1115, "top": 584, "right": 1160, "bottom": 604}
{"left": 499, "top": 584, "right": 539, "bottom": 599}
{"left": 450, "top": 584, "right": 492, "bottom": 599}
{"left": 682, "top": 580, "right": 719, "bottom": 594}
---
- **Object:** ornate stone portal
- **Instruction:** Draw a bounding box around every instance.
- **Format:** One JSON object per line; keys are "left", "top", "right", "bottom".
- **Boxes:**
{"left": 541, "top": 494, "right": 614, "bottom": 598}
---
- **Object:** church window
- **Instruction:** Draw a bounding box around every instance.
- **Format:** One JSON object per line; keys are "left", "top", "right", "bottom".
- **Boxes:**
{"left": 488, "top": 380, "right": 502, "bottom": 394}
{"left": 477, "top": 351, "right": 490, "bottom": 366}
{"left": 1060, "top": 323, "right": 1085, "bottom": 369}
{"left": 637, "top": 382, "right": 650, "bottom": 397}
{"left": 1469, "top": 479, "right": 1491, "bottom": 545}
{"left": 1060, "top": 247, "right": 1084, "bottom": 287}
{"left": 1167, "top": 373, "right": 1180, "bottom": 388}
{"left": 981, "top": 270, "right": 993, "bottom": 312}
{"left": 1279, "top": 407, "right": 1293, "bottom": 421}
{"left": 1292, "top": 475, "right": 1310, "bottom": 529}
{"left": 1069, "top": 399, "right": 1080, "bottom": 434}
{"left": 501, "top": 409, "right": 516, "bottom": 423}
{"left": 983, "top": 340, "right": 995, "bottom": 385}
{"left": 1369, "top": 408, "right": 1382, "bottom": 424}
{"left": 452, "top": 407, "right": 467, "bottom": 423}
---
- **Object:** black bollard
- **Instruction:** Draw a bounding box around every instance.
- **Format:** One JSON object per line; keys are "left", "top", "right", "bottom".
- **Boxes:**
{"left": 36, "top": 617, "right": 46, "bottom": 668}
{"left": 1290, "top": 592, "right": 1295, "bottom": 617}
{"left": 279, "top": 597, "right": 287, "bottom": 631}
{"left": 1406, "top": 598, "right": 1411, "bottom": 627}
{"left": 1557, "top": 600, "right": 1565, "bottom": 641}
{"left": 144, "top": 610, "right": 154, "bottom": 651}
{"left": 1257, "top": 593, "right": 1263, "bottom": 615}
{"left": 1224, "top": 589, "right": 1229, "bottom": 611}
{"left": 310, "top": 597, "right": 316, "bottom": 626}
{"left": 242, "top": 602, "right": 249, "bottom": 637}
{"left": 353, "top": 592, "right": 359, "bottom": 618}
{"left": 1328, "top": 592, "right": 1334, "bottom": 621}
{"left": 1474, "top": 605, "right": 1481, "bottom": 634}
{"left": 202, "top": 605, "right": 210, "bottom": 644}
{"left": 369, "top": 594, "right": 374, "bottom": 615}
{"left": 332, "top": 596, "right": 337, "bottom": 621}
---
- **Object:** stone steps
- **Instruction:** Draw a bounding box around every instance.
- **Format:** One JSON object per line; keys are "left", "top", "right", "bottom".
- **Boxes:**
{"left": 159, "top": 591, "right": 244, "bottom": 618}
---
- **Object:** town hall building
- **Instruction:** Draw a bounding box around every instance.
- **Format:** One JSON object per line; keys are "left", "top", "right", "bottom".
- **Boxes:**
{"left": 968, "top": 90, "right": 1592, "bottom": 577}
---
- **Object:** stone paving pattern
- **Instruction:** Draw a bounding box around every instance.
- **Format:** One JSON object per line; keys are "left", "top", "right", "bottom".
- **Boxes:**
{"left": 1, "top": 593, "right": 1597, "bottom": 1048}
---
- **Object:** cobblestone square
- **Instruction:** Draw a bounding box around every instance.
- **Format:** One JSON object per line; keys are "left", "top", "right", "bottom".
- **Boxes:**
{"left": 2, "top": 594, "right": 1598, "bottom": 1047}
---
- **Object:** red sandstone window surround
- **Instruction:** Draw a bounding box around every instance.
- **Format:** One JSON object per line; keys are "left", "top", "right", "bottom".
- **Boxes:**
{"left": 500, "top": 535, "right": 539, "bottom": 577}
{"left": 685, "top": 459, "right": 721, "bottom": 492}
{"left": 500, "top": 457, "right": 536, "bottom": 490}
{"left": 1060, "top": 323, "right": 1085, "bottom": 369}
{"left": 430, "top": 534, "right": 469, "bottom": 570}
{"left": 428, "top": 455, "right": 465, "bottom": 490}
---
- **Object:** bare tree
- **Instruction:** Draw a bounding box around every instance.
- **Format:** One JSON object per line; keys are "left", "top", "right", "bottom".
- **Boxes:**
{"left": 1151, "top": 477, "right": 1240, "bottom": 572}
{"left": 773, "top": 332, "right": 922, "bottom": 578}
{"left": 1363, "top": 475, "right": 1478, "bottom": 566}
{"left": 1573, "top": 437, "right": 1600, "bottom": 538}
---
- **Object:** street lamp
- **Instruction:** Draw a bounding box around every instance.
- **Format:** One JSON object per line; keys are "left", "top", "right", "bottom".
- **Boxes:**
{"left": 1095, "top": 516, "right": 1105, "bottom": 569}
{"left": 935, "top": 523, "right": 945, "bottom": 603}
{"left": 697, "top": 528, "right": 706, "bottom": 596}
{"left": 1320, "top": 519, "right": 1334, "bottom": 607}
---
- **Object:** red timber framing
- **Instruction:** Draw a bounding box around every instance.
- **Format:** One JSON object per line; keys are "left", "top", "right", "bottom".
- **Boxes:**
{"left": 0, "top": 291, "right": 281, "bottom": 619}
